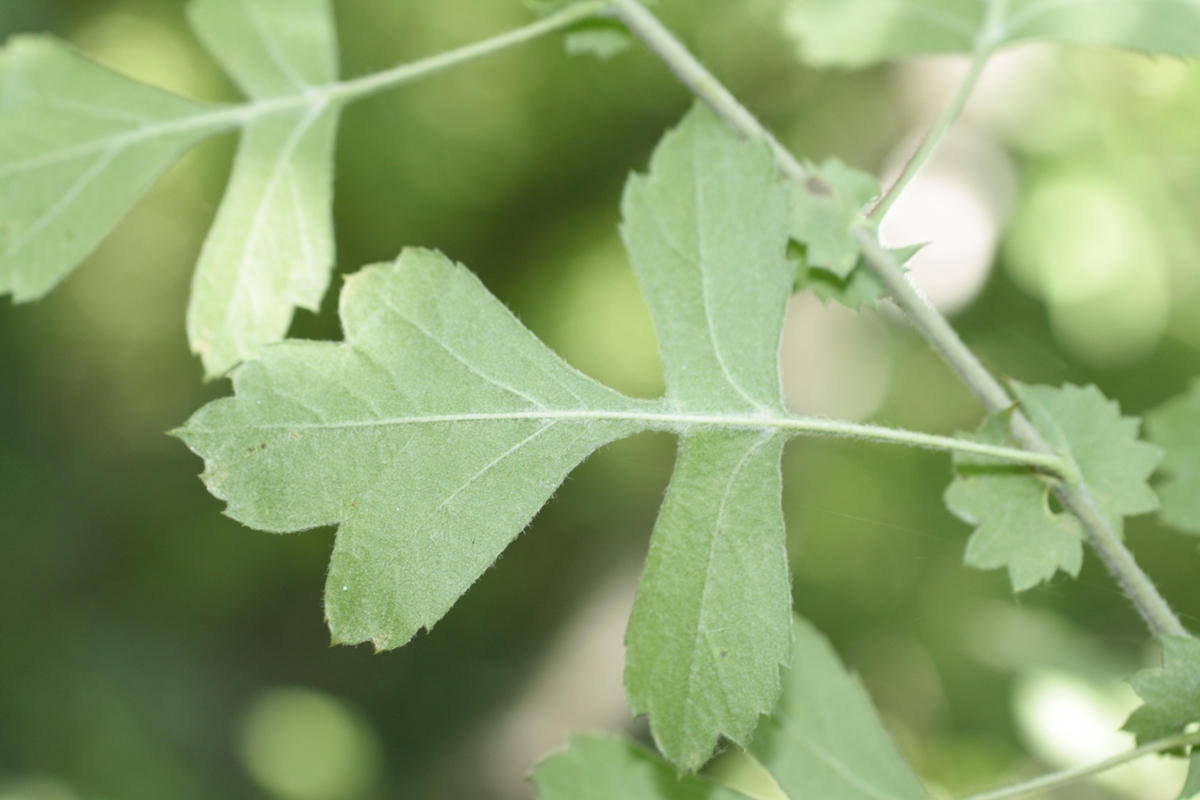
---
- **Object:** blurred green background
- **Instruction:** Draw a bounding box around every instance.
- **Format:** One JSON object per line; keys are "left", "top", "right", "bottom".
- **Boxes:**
{"left": 3, "top": 1, "right": 1200, "bottom": 799}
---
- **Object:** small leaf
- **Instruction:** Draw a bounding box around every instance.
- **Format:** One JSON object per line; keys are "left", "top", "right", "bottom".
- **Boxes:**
{"left": 178, "top": 249, "right": 651, "bottom": 650}
{"left": 1147, "top": 382, "right": 1200, "bottom": 535}
{"left": 621, "top": 105, "right": 795, "bottom": 769}
{"left": 794, "top": 243, "right": 922, "bottom": 310}
{"left": 565, "top": 20, "right": 633, "bottom": 59}
{"left": 0, "top": 36, "right": 229, "bottom": 301}
{"left": 532, "top": 735, "right": 750, "bottom": 800}
{"left": 747, "top": 616, "right": 931, "bottom": 800}
{"left": 783, "top": 0, "right": 1200, "bottom": 68}
{"left": 790, "top": 159, "right": 880, "bottom": 280}
{"left": 945, "top": 384, "right": 1161, "bottom": 591}
{"left": 1124, "top": 636, "right": 1200, "bottom": 744}
{"left": 186, "top": 0, "right": 342, "bottom": 378}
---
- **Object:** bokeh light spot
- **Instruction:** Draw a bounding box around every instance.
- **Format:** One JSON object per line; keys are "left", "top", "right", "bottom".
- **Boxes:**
{"left": 238, "top": 687, "right": 382, "bottom": 800}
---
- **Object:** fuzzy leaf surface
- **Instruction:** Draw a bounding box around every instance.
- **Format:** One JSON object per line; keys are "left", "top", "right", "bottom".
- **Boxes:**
{"left": 621, "top": 106, "right": 795, "bottom": 770}
{"left": 794, "top": 244, "right": 921, "bottom": 310}
{"left": 748, "top": 617, "right": 931, "bottom": 800}
{"left": 790, "top": 159, "right": 879, "bottom": 280}
{"left": 186, "top": 0, "right": 342, "bottom": 377}
{"left": 532, "top": 735, "right": 750, "bottom": 800}
{"left": 179, "top": 248, "right": 650, "bottom": 650}
{"left": 0, "top": 36, "right": 229, "bottom": 301}
{"left": 1124, "top": 636, "right": 1200, "bottom": 744}
{"left": 1147, "top": 382, "right": 1200, "bottom": 534}
{"left": 783, "top": 0, "right": 1200, "bottom": 68}
{"left": 945, "top": 384, "right": 1161, "bottom": 590}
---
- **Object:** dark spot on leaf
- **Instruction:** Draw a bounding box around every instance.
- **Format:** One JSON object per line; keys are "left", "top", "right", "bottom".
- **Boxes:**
{"left": 806, "top": 176, "right": 833, "bottom": 197}
{"left": 719, "top": 649, "right": 728, "bottom": 659}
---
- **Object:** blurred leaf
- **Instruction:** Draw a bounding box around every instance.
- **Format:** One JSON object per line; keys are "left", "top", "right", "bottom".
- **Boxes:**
{"left": 945, "top": 384, "right": 1161, "bottom": 590}
{"left": 1124, "top": 636, "right": 1200, "bottom": 743}
{"left": 565, "top": 20, "right": 633, "bottom": 59}
{"left": 532, "top": 735, "right": 750, "bottom": 800}
{"left": 621, "top": 106, "right": 794, "bottom": 771}
{"left": 179, "top": 248, "right": 650, "bottom": 650}
{"left": 794, "top": 243, "right": 922, "bottom": 310}
{"left": 783, "top": 0, "right": 1200, "bottom": 68}
{"left": 746, "top": 616, "right": 931, "bottom": 800}
{"left": 790, "top": 159, "right": 879, "bottom": 280}
{"left": 1147, "top": 382, "right": 1200, "bottom": 535}
{"left": 0, "top": 36, "right": 229, "bottom": 301}
{"left": 186, "top": 0, "right": 342, "bottom": 378}
{"left": 1182, "top": 753, "right": 1200, "bottom": 800}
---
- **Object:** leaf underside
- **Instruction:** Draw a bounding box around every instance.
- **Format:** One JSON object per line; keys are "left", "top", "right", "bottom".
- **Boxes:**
{"left": 945, "top": 383, "right": 1161, "bottom": 591}
{"left": 0, "top": 0, "right": 344, "bottom": 379}
{"left": 784, "top": 0, "right": 1200, "bottom": 68}
{"left": 533, "top": 617, "right": 931, "bottom": 800}
{"left": 186, "top": 0, "right": 343, "bottom": 378}
{"left": 180, "top": 106, "right": 800, "bottom": 771}
{"left": 1147, "top": 381, "right": 1200, "bottom": 535}
{"left": 0, "top": 36, "right": 225, "bottom": 301}
{"left": 789, "top": 158, "right": 879, "bottom": 280}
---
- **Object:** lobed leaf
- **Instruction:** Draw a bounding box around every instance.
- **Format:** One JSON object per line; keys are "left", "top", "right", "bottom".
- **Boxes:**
{"left": 945, "top": 384, "right": 1161, "bottom": 591}
{"left": 179, "top": 248, "right": 650, "bottom": 650}
{"left": 0, "top": 36, "right": 230, "bottom": 301}
{"left": 1124, "top": 636, "right": 1200, "bottom": 744}
{"left": 180, "top": 106, "right": 799, "bottom": 770}
{"left": 1147, "top": 382, "right": 1200, "bottom": 535}
{"left": 794, "top": 243, "right": 922, "bottom": 310}
{"left": 621, "top": 106, "right": 795, "bottom": 769}
{"left": 186, "top": 0, "right": 343, "bottom": 378}
{"left": 532, "top": 735, "right": 750, "bottom": 800}
{"left": 783, "top": 0, "right": 1200, "bottom": 69}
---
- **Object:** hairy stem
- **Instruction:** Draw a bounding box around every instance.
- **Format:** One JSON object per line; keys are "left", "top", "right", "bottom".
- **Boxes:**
{"left": 962, "top": 731, "right": 1200, "bottom": 800}
{"left": 613, "top": 0, "right": 1189, "bottom": 638}
{"left": 868, "top": 43, "right": 992, "bottom": 223}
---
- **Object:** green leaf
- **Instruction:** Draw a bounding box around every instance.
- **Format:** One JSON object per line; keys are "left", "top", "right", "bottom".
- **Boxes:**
{"left": 1124, "top": 636, "right": 1200, "bottom": 743}
{"left": 625, "top": 431, "right": 792, "bottom": 771}
{"left": 179, "top": 107, "right": 800, "bottom": 770}
{"left": 178, "top": 248, "right": 650, "bottom": 650}
{"left": 0, "top": 36, "right": 229, "bottom": 301}
{"left": 783, "top": 0, "right": 1200, "bottom": 68}
{"left": 945, "top": 384, "right": 1161, "bottom": 591}
{"left": 621, "top": 105, "right": 795, "bottom": 770}
{"left": 790, "top": 159, "right": 879, "bottom": 280}
{"left": 1181, "top": 752, "right": 1200, "bottom": 800}
{"left": 533, "top": 735, "right": 750, "bottom": 800}
{"left": 794, "top": 243, "right": 922, "bottom": 310}
{"left": 1147, "top": 382, "right": 1200, "bottom": 535}
{"left": 186, "top": 0, "right": 342, "bottom": 378}
{"left": 747, "top": 617, "right": 932, "bottom": 800}
{"left": 565, "top": 20, "right": 633, "bottom": 59}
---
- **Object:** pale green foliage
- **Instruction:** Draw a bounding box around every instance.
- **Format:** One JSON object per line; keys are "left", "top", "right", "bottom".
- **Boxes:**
{"left": 565, "top": 21, "right": 633, "bottom": 59}
{"left": 790, "top": 159, "right": 879, "bottom": 279}
{"left": 621, "top": 107, "right": 795, "bottom": 770}
{"left": 1124, "top": 636, "right": 1200, "bottom": 743}
{"left": 186, "top": 0, "right": 343, "bottom": 378}
{"left": 178, "top": 248, "right": 649, "bottom": 651}
{"left": 179, "top": 107, "right": 799, "bottom": 771}
{"left": 783, "top": 0, "right": 1200, "bottom": 68}
{"left": 748, "top": 617, "right": 930, "bottom": 800}
{"left": 534, "top": 617, "right": 929, "bottom": 800}
{"left": 946, "top": 384, "right": 1161, "bottom": 591}
{"left": 0, "top": 36, "right": 228, "bottom": 301}
{"left": 533, "top": 735, "right": 748, "bottom": 800}
{"left": 1147, "top": 382, "right": 1200, "bottom": 535}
